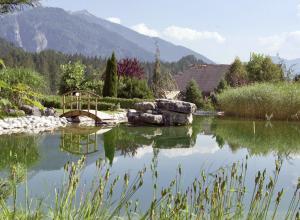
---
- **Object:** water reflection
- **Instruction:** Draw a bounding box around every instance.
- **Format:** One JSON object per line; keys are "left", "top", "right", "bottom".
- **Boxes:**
{"left": 211, "top": 119, "right": 300, "bottom": 156}
{"left": 60, "top": 127, "right": 100, "bottom": 155}
{"left": 0, "top": 135, "right": 39, "bottom": 170}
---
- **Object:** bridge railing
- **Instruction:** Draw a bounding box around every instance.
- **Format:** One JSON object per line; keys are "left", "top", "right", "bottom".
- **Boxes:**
{"left": 62, "top": 90, "right": 102, "bottom": 117}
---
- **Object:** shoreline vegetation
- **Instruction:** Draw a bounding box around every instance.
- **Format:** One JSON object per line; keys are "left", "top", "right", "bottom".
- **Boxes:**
{"left": 217, "top": 82, "right": 300, "bottom": 121}
{"left": 0, "top": 156, "right": 299, "bottom": 219}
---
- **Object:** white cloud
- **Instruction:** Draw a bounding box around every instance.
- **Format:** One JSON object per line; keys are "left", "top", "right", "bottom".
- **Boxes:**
{"left": 106, "top": 17, "right": 121, "bottom": 24}
{"left": 258, "top": 31, "right": 300, "bottom": 52}
{"left": 131, "top": 23, "right": 160, "bottom": 37}
{"left": 163, "top": 25, "right": 226, "bottom": 43}
{"left": 297, "top": 2, "right": 300, "bottom": 17}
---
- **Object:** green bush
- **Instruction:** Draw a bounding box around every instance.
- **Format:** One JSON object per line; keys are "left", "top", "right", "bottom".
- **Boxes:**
{"left": 217, "top": 82, "right": 300, "bottom": 120}
{"left": 41, "top": 96, "right": 61, "bottom": 108}
{"left": 184, "top": 79, "right": 204, "bottom": 108}
{"left": 99, "top": 97, "right": 154, "bottom": 109}
{"left": 118, "top": 77, "right": 153, "bottom": 99}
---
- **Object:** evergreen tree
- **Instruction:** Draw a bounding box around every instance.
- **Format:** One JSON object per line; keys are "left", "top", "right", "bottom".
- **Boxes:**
{"left": 185, "top": 79, "right": 204, "bottom": 108}
{"left": 152, "top": 45, "right": 162, "bottom": 98}
{"left": 225, "top": 57, "right": 248, "bottom": 87}
{"left": 103, "top": 53, "right": 118, "bottom": 97}
{"left": 0, "top": 0, "right": 39, "bottom": 14}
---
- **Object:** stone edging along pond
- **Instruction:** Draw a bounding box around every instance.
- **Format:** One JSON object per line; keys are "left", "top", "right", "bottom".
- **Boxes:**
{"left": 0, "top": 116, "right": 69, "bottom": 135}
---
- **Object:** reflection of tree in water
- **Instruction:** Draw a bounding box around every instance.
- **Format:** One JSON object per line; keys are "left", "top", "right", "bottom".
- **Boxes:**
{"left": 103, "top": 117, "right": 208, "bottom": 163}
{"left": 60, "top": 127, "right": 100, "bottom": 155}
{"left": 211, "top": 119, "right": 300, "bottom": 156}
{"left": 0, "top": 135, "right": 39, "bottom": 170}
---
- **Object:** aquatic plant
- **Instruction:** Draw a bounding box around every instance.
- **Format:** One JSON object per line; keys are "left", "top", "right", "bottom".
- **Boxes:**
{"left": 0, "top": 156, "right": 299, "bottom": 219}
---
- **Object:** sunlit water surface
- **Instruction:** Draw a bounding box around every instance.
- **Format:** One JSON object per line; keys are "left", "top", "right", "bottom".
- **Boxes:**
{"left": 0, "top": 117, "right": 299, "bottom": 217}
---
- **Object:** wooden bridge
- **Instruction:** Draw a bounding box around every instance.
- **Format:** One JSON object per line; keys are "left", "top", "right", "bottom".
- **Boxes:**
{"left": 60, "top": 90, "right": 103, "bottom": 125}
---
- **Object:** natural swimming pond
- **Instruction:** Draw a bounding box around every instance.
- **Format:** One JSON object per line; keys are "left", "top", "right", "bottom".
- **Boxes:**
{"left": 0, "top": 116, "right": 299, "bottom": 217}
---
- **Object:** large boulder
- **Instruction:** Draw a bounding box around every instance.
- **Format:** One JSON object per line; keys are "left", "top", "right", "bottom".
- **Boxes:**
{"left": 161, "top": 110, "right": 193, "bottom": 126}
{"left": 134, "top": 102, "right": 157, "bottom": 112}
{"left": 156, "top": 99, "right": 197, "bottom": 114}
{"left": 43, "top": 107, "right": 57, "bottom": 116}
{"left": 140, "top": 113, "right": 164, "bottom": 125}
{"left": 20, "top": 105, "right": 42, "bottom": 116}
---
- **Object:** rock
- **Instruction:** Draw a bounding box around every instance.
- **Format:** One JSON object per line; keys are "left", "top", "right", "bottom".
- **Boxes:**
{"left": 160, "top": 110, "right": 193, "bottom": 126}
{"left": 127, "top": 110, "right": 141, "bottom": 124}
{"left": 43, "top": 107, "right": 57, "bottom": 116}
{"left": 20, "top": 105, "right": 42, "bottom": 116}
{"left": 140, "top": 113, "right": 164, "bottom": 125}
{"left": 134, "top": 102, "right": 156, "bottom": 112}
{"left": 156, "top": 99, "right": 196, "bottom": 114}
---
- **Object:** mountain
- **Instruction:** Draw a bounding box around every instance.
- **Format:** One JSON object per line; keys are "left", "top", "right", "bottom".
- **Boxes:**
{"left": 72, "top": 10, "right": 214, "bottom": 63}
{"left": 0, "top": 7, "right": 213, "bottom": 63}
{"left": 272, "top": 56, "right": 300, "bottom": 77}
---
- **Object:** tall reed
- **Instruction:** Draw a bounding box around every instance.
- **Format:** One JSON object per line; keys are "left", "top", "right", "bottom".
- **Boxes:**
{"left": 0, "top": 156, "right": 299, "bottom": 219}
{"left": 217, "top": 82, "right": 300, "bottom": 120}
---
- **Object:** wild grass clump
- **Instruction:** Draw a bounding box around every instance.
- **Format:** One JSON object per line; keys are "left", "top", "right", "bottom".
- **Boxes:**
{"left": 217, "top": 82, "right": 300, "bottom": 120}
{"left": 0, "top": 157, "right": 299, "bottom": 219}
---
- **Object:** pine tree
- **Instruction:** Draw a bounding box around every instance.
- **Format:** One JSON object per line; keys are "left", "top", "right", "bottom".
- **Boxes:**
{"left": 152, "top": 44, "right": 164, "bottom": 98}
{"left": 110, "top": 52, "right": 118, "bottom": 97}
{"left": 225, "top": 57, "right": 248, "bottom": 87}
{"left": 103, "top": 53, "right": 118, "bottom": 97}
{"left": 185, "top": 79, "right": 204, "bottom": 108}
{"left": 103, "top": 58, "right": 112, "bottom": 97}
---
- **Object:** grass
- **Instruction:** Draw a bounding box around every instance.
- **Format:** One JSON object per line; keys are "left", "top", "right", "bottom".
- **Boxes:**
{"left": 0, "top": 156, "right": 299, "bottom": 219}
{"left": 217, "top": 82, "right": 300, "bottom": 120}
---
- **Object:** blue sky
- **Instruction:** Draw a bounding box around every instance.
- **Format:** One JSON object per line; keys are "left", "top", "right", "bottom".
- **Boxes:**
{"left": 42, "top": 0, "right": 300, "bottom": 64}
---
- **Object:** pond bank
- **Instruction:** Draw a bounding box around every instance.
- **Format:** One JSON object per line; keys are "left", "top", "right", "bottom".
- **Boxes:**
{"left": 0, "top": 111, "right": 128, "bottom": 135}
{"left": 0, "top": 116, "right": 69, "bottom": 135}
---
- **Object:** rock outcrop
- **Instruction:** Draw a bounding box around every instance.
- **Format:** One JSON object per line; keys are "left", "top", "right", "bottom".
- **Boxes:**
{"left": 127, "top": 99, "right": 196, "bottom": 126}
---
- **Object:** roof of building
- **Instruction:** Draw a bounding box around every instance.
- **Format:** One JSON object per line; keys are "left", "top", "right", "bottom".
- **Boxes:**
{"left": 174, "top": 64, "right": 230, "bottom": 93}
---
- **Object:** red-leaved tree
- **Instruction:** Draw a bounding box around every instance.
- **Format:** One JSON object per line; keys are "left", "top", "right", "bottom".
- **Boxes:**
{"left": 117, "top": 58, "right": 144, "bottom": 79}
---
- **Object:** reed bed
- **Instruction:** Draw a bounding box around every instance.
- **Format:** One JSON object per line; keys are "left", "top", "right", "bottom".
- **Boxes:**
{"left": 0, "top": 156, "right": 299, "bottom": 219}
{"left": 217, "top": 82, "right": 300, "bottom": 120}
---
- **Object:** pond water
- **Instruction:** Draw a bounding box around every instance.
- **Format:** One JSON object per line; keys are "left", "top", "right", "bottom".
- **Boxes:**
{"left": 0, "top": 116, "right": 299, "bottom": 216}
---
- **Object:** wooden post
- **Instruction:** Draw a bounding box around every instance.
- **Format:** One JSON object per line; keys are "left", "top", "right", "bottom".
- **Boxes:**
{"left": 88, "top": 94, "right": 90, "bottom": 113}
{"left": 62, "top": 95, "right": 65, "bottom": 114}
{"left": 95, "top": 98, "right": 98, "bottom": 117}
{"left": 71, "top": 96, "right": 73, "bottom": 110}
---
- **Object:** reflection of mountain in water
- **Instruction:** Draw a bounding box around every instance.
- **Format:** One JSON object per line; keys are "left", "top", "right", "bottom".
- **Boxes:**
{"left": 211, "top": 119, "right": 300, "bottom": 156}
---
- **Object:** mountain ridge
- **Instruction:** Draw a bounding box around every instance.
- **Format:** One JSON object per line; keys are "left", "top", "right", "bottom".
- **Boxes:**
{"left": 0, "top": 7, "right": 214, "bottom": 63}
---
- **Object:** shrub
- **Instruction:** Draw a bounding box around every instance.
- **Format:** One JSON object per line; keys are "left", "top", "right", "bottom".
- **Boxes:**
{"left": 99, "top": 97, "right": 154, "bottom": 109}
{"left": 217, "top": 82, "right": 300, "bottom": 120}
{"left": 118, "top": 77, "right": 153, "bottom": 99}
{"left": 41, "top": 96, "right": 62, "bottom": 108}
{"left": 184, "top": 79, "right": 204, "bottom": 108}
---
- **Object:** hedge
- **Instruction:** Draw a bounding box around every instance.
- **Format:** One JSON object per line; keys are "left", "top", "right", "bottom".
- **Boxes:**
{"left": 41, "top": 96, "right": 153, "bottom": 110}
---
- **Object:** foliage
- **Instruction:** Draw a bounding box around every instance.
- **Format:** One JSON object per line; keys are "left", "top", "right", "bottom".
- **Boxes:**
{"left": 117, "top": 77, "right": 153, "bottom": 99}
{"left": 81, "top": 79, "right": 103, "bottom": 96}
{"left": 0, "top": 0, "right": 39, "bottom": 14}
{"left": 103, "top": 53, "right": 118, "bottom": 97}
{"left": 0, "top": 157, "right": 299, "bottom": 219}
{"left": 117, "top": 58, "right": 144, "bottom": 79}
{"left": 0, "top": 68, "right": 44, "bottom": 110}
{"left": 225, "top": 57, "right": 248, "bottom": 87}
{"left": 217, "top": 82, "right": 300, "bottom": 120}
{"left": 215, "top": 78, "right": 229, "bottom": 94}
{"left": 59, "top": 61, "right": 85, "bottom": 94}
{"left": 184, "top": 79, "right": 204, "bottom": 108}
{"left": 151, "top": 50, "right": 178, "bottom": 98}
{"left": 247, "top": 53, "right": 284, "bottom": 83}
{"left": 99, "top": 97, "right": 154, "bottom": 109}
{"left": 0, "top": 58, "right": 5, "bottom": 69}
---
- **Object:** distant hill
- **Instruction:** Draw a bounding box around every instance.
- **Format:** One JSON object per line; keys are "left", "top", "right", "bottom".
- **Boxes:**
{"left": 271, "top": 56, "right": 300, "bottom": 77}
{"left": 0, "top": 7, "right": 214, "bottom": 63}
